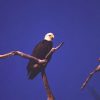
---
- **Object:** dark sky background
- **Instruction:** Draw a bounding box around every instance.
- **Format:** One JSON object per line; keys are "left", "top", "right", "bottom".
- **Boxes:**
{"left": 0, "top": 0, "right": 100, "bottom": 100}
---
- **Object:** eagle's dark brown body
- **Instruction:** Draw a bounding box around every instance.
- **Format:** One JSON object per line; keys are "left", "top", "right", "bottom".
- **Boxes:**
{"left": 27, "top": 40, "right": 53, "bottom": 80}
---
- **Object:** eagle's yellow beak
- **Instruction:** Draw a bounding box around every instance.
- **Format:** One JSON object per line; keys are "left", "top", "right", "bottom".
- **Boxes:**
{"left": 50, "top": 35, "right": 54, "bottom": 40}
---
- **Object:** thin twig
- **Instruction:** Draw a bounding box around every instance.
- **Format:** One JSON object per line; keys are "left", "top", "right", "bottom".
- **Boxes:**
{"left": 15, "top": 51, "right": 47, "bottom": 64}
{"left": 81, "top": 70, "right": 96, "bottom": 89}
{"left": 0, "top": 51, "right": 15, "bottom": 58}
{"left": 81, "top": 65, "right": 100, "bottom": 90}
{"left": 45, "top": 42, "right": 64, "bottom": 59}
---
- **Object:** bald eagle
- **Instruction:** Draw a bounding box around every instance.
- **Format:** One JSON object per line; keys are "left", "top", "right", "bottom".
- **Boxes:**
{"left": 27, "top": 33, "right": 54, "bottom": 80}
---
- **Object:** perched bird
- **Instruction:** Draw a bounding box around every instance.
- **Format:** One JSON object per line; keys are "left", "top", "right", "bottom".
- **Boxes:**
{"left": 27, "top": 33, "right": 54, "bottom": 80}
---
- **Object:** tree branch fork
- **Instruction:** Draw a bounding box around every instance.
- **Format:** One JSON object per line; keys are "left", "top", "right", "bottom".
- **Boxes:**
{"left": 0, "top": 42, "right": 64, "bottom": 64}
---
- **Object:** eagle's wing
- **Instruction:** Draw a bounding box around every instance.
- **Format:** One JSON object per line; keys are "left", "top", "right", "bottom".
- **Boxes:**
{"left": 27, "top": 40, "right": 53, "bottom": 80}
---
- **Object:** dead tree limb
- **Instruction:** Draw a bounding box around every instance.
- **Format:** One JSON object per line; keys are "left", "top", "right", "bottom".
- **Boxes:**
{"left": 0, "top": 51, "right": 46, "bottom": 64}
{"left": 0, "top": 42, "right": 63, "bottom": 62}
{"left": 41, "top": 70, "right": 55, "bottom": 100}
{"left": 81, "top": 64, "right": 100, "bottom": 90}
{"left": 0, "top": 51, "right": 15, "bottom": 58}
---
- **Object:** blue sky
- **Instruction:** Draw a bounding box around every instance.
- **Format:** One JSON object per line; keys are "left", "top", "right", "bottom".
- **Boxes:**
{"left": 0, "top": 0, "right": 100, "bottom": 100}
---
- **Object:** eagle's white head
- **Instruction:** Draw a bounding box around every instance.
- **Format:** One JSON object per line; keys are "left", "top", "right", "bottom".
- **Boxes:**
{"left": 44, "top": 32, "right": 54, "bottom": 41}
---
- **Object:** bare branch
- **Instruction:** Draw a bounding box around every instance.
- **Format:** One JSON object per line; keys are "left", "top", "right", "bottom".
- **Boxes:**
{"left": 0, "top": 51, "right": 16, "bottom": 58}
{"left": 54, "top": 42, "right": 64, "bottom": 50}
{"left": 0, "top": 51, "right": 47, "bottom": 64}
{"left": 0, "top": 42, "right": 64, "bottom": 64}
{"left": 81, "top": 65, "right": 100, "bottom": 90}
{"left": 45, "top": 42, "right": 64, "bottom": 59}
{"left": 81, "top": 70, "right": 96, "bottom": 89}
{"left": 41, "top": 70, "right": 55, "bottom": 100}
{"left": 95, "top": 65, "right": 100, "bottom": 72}
{"left": 0, "top": 42, "right": 63, "bottom": 64}
{"left": 15, "top": 51, "right": 47, "bottom": 64}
